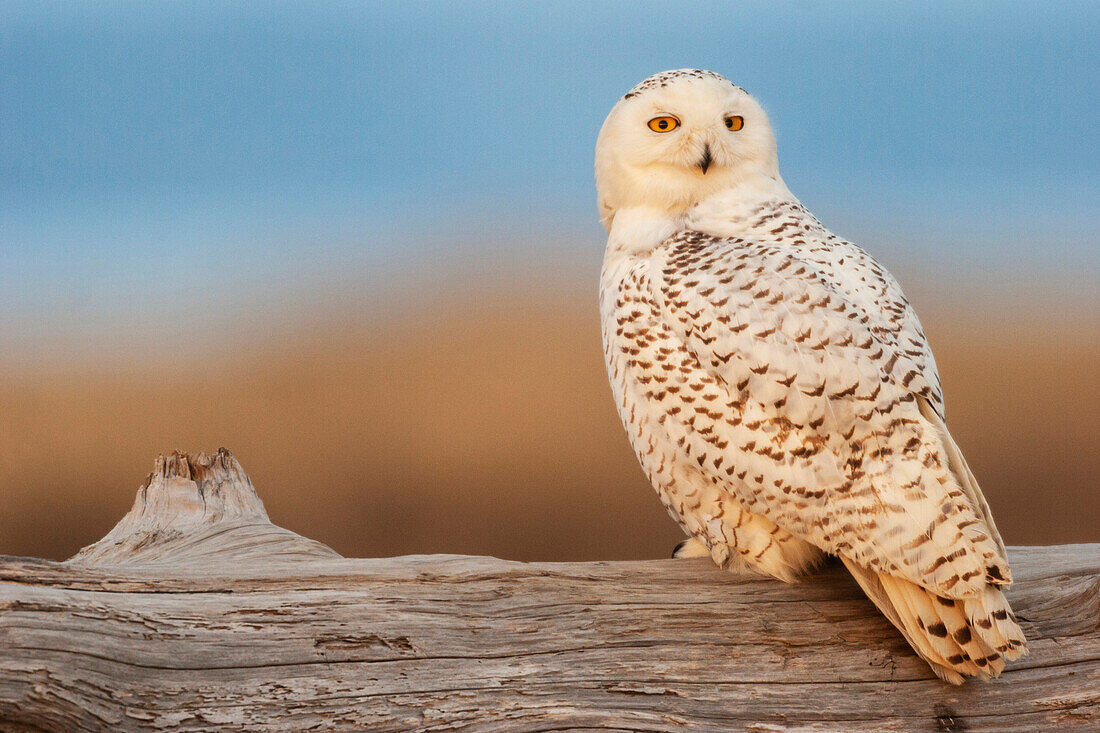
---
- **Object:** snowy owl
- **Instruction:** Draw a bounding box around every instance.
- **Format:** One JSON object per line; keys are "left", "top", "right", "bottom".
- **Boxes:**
{"left": 596, "top": 69, "right": 1026, "bottom": 683}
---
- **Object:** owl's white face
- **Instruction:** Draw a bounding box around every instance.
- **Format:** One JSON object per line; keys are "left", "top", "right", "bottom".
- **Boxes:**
{"left": 595, "top": 70, "right": 782, "bottom": 230}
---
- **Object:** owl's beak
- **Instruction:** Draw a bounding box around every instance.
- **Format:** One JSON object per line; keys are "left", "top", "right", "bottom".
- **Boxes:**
{"left": 698, "top": 144, "right": 713, "bottom": 175}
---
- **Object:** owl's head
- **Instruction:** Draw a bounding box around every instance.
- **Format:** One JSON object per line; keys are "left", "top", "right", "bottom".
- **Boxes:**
{"left": 595, "top": 70, "right": 781, "bottom": 231}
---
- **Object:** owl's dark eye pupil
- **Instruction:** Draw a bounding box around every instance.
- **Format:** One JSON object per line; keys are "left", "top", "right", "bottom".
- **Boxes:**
{"left": 658, "top": 120, "right": 668, "bottom": 129}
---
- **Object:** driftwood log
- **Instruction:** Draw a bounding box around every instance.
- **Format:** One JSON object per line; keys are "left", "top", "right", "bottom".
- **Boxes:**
{"left": 0, "top": 450, "right": 1097, "bottom": 732}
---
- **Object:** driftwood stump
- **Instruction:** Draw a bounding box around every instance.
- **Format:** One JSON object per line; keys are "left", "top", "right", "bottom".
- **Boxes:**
{"left": 0, "top": 450, "right": 1097, "bottom": 732}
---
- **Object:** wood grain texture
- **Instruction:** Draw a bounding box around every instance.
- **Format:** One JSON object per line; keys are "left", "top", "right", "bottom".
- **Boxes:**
{"left": 0, "top": 451, "right": 1097, "bottom": 732}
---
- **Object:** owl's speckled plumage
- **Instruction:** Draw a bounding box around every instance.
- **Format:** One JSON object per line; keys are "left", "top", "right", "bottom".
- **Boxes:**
{"left": 596, "top": 70, "right": 1026, "bottom": 683}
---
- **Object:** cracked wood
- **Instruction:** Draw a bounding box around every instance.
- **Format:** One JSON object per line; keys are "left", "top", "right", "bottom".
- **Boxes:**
{"left": 0, "top": 450, "right": 1097, "bottom": 731}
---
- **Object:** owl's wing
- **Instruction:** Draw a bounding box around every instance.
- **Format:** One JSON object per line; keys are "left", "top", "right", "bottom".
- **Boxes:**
{"left": 649, "top": 230, "right": 1009, "bottom": 595}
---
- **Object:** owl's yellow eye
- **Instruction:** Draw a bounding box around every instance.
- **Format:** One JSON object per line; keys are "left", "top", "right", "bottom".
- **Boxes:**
{"left": 725, "top": 115, "right": 744, "bottom": 131}
{"left": 647, "top": 116, "right": 680, "bottom": 133}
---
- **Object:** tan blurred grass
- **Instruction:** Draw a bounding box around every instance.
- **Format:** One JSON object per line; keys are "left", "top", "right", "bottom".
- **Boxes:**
{"left": 1, "top": 289, "right": 1097, "bottom": 561}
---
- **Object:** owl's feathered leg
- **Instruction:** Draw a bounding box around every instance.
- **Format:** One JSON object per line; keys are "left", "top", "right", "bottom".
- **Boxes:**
{"left": 671, "top": 536, "right": 711, "bottom": 559}
{"left": 842, "top": 557, "right": 1027, "bottom": 684}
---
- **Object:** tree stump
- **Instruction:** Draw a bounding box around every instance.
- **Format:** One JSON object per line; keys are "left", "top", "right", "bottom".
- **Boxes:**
{"left": 0, "top": 450, "right": 1097, "bottom": 731}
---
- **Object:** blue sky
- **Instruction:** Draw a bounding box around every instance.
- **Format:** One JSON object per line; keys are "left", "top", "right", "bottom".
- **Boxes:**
{"left": 1, "top": 1, "right": 1097, "bottom": 358}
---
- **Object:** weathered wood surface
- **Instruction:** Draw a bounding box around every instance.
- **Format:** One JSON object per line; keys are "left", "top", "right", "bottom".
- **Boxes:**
{"left": 0, "top": 451, "right": 1097, "bottom": 732}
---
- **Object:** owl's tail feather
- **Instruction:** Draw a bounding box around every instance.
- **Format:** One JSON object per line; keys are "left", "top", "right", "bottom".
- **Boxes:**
{"left": 841, "top": 558, "right": 1028, "bottom": 684}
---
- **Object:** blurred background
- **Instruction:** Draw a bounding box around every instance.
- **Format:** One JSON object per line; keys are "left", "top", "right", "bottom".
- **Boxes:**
{"left": 1, "top": 1, "right": 1097, "bottom": 562}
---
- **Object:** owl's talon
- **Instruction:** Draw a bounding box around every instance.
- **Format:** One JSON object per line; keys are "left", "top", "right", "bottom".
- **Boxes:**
{"left": 672, "top": 537, "right": 710, "bottom": 559}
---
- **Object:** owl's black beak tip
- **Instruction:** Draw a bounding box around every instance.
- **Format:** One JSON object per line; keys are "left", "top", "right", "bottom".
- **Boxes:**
{"left": 699, "top": 144, "right": 713, "bottom": 174}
